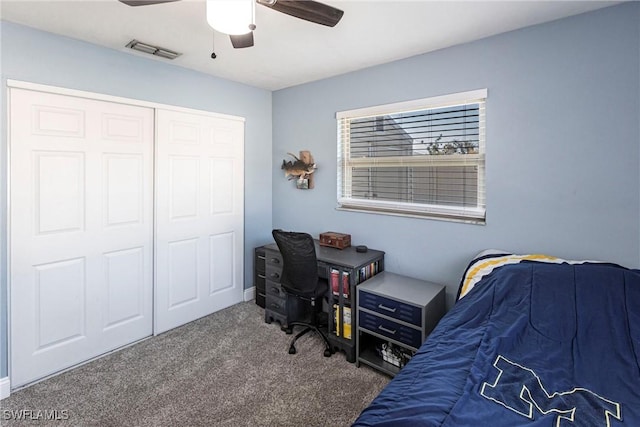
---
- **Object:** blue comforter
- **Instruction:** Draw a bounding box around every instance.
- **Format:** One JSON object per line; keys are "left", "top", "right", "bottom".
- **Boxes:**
{"left": 353, "top": 258, "right": 640, "bottom": 426}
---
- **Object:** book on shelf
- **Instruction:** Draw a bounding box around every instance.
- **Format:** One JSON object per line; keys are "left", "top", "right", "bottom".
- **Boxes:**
{"left": 356, "top": 260, "right": 381, "bottom": 284}
{"left": 333, "top": 304, "right": 352, "bottom": 339}
{"left": 330, "top": 269, "right": 349, "bottom": 298}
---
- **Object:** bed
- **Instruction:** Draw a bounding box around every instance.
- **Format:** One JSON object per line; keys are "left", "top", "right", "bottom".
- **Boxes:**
{"left": 352, "top": 252, "right": 640, "bottom": 426}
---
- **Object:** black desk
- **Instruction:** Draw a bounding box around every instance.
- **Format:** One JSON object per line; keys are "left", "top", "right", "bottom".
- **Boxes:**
{"left": 263, "top": 241, "right": 384, "bottom": 277}
{"left": 261, "top": 241, "right": 385, "bottom": 362}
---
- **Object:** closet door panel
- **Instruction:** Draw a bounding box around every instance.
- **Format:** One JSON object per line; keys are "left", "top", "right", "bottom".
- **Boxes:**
{"left": 155, "top": 109, "right": 244, "bottom": 334}
{"left": 10, "top": 88, "right": 154, "bottom": 388}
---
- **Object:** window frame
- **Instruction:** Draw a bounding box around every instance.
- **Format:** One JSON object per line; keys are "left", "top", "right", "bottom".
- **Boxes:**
{"left": 336, "top": 89, "right": 487, "bottom": 224}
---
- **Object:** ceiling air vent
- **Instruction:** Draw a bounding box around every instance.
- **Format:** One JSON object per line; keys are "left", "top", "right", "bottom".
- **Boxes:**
{"left": 126, "top": 39, "right": 181, "bottom": 60}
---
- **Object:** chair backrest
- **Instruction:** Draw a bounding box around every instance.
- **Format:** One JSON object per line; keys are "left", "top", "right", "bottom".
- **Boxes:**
{"left": 272, "top": 230, "right": 319, "bottom": 296}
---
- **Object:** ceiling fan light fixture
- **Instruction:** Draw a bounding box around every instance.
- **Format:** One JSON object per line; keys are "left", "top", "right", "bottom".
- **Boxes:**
{"left": 206, "top": 0, "right": 255, "bottom": 35}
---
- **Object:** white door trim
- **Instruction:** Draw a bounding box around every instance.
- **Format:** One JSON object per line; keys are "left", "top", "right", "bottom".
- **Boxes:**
{"left": 6, "top": 79, "right": 245, "bottom": 123}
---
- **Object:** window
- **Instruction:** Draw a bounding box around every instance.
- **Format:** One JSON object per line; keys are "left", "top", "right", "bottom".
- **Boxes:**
{"left": 337, "top": 89, "right": 486, "bottom": 223}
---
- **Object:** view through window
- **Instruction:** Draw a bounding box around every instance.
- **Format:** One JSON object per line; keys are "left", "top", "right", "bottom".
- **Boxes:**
{"left": 337, "top": 89, "right": 486, "bottom": 223}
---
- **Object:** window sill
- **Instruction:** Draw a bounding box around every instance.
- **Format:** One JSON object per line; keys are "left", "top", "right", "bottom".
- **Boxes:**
{"left": 336, "top": 206, "right": 486, "bottom": 225}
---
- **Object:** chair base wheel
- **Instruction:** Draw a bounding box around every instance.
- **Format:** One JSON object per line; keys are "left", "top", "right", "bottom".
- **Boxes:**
{"left": 324, "top": 349, "right": 332, "bottom": 357}
{"left": 288, "top": 346, "right": 296, "bottom": 355}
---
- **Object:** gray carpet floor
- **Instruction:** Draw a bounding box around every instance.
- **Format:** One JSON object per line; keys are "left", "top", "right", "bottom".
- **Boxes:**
{"left": 1, "top": 302, "right": 390, "bottom": 426}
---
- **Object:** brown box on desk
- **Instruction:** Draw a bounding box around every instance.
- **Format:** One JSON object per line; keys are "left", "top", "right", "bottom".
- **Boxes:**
{"left": 319, "top": 232, "right": 351, "bottom": 249}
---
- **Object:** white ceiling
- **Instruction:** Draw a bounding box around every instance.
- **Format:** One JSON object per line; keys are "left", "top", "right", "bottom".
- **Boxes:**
{"left": 0, "top": 0, "right": 620, "bottom": 91}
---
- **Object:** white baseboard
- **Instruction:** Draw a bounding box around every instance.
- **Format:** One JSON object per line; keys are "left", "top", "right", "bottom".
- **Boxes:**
{"left": 244, "top": 286, "right": 255, "bottom": 302}
{"left": 0, "top": 377, "right": 10, "bottom": 400}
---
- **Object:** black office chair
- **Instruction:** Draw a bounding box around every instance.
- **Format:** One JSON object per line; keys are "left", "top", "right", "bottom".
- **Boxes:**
{"left": 272, "top": 229, "right": 333, "bottom": 358}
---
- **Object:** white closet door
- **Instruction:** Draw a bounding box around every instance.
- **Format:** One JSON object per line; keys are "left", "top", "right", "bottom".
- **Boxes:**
{"left": 9, "top": 88, "right": 154, "bottom": 388}
{"left": 155, "top": 109, "right": 244, "bottom": 334}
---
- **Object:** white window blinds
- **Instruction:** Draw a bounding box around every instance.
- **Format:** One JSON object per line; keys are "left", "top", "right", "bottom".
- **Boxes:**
{"left": 337, "top": 89, "right": 486, "bottom": 223}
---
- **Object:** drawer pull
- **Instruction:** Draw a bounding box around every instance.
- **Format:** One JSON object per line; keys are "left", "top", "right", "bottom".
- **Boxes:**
{"left": 258, "top": 255, "right": 266, "bottom": 260}
{"left": 378, "top": 325, "right": 396, "bottom": 335}
{"left": 271, "top": 287, "right": 280, "bottom": 293}
{"left": 270, "top": 258, "right": 280, "bottom": 264}
{"left": 378, "top": 304, "right": 397, "bottom": 313}
{"left": 271, "top": 303, "right": 281, "bottom": 310}
{"left": 258, "top": 274, "right": 266, "bottom": 279}
{"left": 270, "top": 273, "right": 280, "bottom": 279}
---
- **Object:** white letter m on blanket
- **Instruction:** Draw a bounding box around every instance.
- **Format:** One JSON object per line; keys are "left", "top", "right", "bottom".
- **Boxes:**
{"left": 481, "top": 356, "right": 622, "bottom": 426}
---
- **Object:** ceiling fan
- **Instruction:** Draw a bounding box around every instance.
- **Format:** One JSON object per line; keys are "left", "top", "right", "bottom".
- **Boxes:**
{"left": 118, "top": 0, "right": 344, "bottom": 49}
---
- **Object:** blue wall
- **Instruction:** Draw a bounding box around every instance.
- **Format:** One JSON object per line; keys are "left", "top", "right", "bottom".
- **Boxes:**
{"left": 0, "top": 21, "right": 273, "bottom": 378}
{"left": 272, "top": 3, "right": 640, "bottom": 304}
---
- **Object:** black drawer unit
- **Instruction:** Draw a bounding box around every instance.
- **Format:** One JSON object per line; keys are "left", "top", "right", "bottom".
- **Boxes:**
{"left": 254, "top": 246, "right": 267, "bottom": 308}
{"left": 357, "top": 271, "right": 446, "bottom": 377}
{"left": 263, "top": 247, "right": 301, "bottom": 331}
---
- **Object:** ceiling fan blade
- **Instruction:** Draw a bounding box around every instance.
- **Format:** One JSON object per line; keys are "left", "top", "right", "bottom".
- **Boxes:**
{"left": 258, "top": 0, "right": 344, "bottom": 27}
{"left": 118, "top": 0, "right": 180, "bottom": 6}
{"left": 230, "top": 32, "right": 255, "bottom": 49}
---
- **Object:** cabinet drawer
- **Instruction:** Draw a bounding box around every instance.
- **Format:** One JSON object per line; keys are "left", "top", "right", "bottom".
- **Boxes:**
{"left": 359, "top": 290, "right": 422, "bottom": 327}
{"left": 266, "top": 295, "right": 287, "bottom": 315}
{"left": 266, "top": 265, "right": 282, "bottom": 283}
{"left": 359, "top": 310, "right": 422, "bottom": 349}
{"left": 265, "top": 251, "right": 283, "bottom": 268}
{"left": 266, "top": 281, "right": 287, "bottom": 299}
